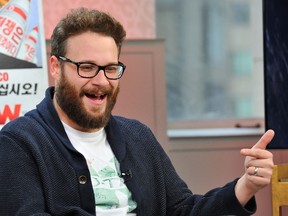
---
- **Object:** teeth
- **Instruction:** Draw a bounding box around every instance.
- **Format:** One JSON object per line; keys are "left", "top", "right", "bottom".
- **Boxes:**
{"left": 85, "top": 92, "right": 105, "bottom": 100}
{"left": 89, "top": 94, "right": 104, "bottom": 99}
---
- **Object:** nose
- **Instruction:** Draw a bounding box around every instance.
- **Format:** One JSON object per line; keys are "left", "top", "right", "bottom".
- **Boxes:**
{"left": 90, "top": 69, "right": 109, "bottom": 85}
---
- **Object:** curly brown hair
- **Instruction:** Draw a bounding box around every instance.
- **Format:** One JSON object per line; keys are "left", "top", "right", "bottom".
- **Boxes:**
{"left": 50, "top": 7, "right": 126, "bottom": 58}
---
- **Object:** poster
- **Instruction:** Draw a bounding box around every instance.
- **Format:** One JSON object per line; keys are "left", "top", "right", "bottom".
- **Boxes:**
{"left": 0, "top": 0, "right": 48, "bottom": 128}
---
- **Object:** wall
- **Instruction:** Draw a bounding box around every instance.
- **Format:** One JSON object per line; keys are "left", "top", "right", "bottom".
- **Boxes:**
{"left": 42, "top": 0, "right": 155, "bottom": 39}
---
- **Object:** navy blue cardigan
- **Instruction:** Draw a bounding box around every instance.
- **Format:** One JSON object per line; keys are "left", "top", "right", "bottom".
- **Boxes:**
{"left": 0, "top": 87, "right": 256, "bottom": 215}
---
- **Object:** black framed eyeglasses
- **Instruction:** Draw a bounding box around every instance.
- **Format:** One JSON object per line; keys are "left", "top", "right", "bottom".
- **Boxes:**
{"left": 57, "top": 56, "right": 126, "bottom": 80}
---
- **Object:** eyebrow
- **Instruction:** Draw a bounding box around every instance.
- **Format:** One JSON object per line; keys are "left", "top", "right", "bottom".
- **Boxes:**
{"left": 78, "top": 59, "right": 119, "bottom": 65}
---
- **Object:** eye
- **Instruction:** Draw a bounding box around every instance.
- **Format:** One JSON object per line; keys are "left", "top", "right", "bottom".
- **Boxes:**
{"left": 105, "top": 65, "right": 118, "bottom": 73}
{"left": 79, "top": 64, "right": 97, "bottom": 72}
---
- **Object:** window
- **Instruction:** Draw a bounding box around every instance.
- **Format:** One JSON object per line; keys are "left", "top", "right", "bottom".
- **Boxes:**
{"left": 156, "top": 0, "right": 264, "bottom": 130}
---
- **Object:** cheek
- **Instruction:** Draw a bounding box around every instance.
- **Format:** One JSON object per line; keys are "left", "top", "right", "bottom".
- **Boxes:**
{"left": 111, "top": 80, "right": 120, "bottom": 90}
{"left": 67, "top": 72, "right": 88, "bottom": 86}
{"left": 112, "top": 82, "right": 120, "bottom": 97}
{"left": 61, "top": 72, "right": 87, "bottom": 91}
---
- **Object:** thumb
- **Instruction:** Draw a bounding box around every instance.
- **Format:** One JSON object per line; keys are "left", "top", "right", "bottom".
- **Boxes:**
{"left": 252, "top": 129, "right": 275, "bottom": 150}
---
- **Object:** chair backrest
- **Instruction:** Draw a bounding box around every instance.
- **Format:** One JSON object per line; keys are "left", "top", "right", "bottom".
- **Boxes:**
{"left": 271, "top": 164, "right": 288, "bottom": 216}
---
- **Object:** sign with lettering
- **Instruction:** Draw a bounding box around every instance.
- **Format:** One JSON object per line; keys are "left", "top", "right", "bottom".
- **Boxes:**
{"left": 0, "top": 0, "right": 48, "bottom": 128}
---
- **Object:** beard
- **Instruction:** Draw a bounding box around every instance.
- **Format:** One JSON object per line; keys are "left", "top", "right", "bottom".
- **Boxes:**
{"left": 54, "top": 72, "right": 119, "bottom": 130}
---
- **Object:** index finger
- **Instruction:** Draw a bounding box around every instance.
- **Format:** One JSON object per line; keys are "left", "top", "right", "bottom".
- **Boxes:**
{"left": 252, "top": 129, "right": 275, "bottom": 150}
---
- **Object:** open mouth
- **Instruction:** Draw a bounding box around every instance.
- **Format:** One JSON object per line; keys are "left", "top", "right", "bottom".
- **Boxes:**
{"left": 85, "top": 93, "right": 106, "bottom": 100}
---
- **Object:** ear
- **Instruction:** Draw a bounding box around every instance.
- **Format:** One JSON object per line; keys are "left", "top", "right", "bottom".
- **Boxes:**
{"left": 49, "top": 55, "right": 61, "bottom": 82}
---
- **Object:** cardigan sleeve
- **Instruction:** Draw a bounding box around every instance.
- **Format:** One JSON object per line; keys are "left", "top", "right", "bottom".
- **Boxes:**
{"left": 155, "top": 136, "right": 256, "bottom": 216}
{"left": 0, "top": 133, "right": 51, "bottom": 215}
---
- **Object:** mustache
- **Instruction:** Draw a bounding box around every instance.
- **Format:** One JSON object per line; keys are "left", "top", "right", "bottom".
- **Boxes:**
{"left": 80, "top": 86, "right": 113, "bottom": 97}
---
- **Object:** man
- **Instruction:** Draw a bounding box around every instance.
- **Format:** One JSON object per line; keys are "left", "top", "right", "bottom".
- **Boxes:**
{"left": 0, "top": 8, "right": 274, "bottom": 216}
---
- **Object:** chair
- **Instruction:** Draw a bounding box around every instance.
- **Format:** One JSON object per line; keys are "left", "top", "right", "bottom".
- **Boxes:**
{"left": 272, "top": 164, "right": 288, "bottom": 216}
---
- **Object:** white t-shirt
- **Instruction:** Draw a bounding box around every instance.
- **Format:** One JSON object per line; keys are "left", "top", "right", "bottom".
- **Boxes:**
{"left": 62, "top": 122, "right": 137, "bottom": 216}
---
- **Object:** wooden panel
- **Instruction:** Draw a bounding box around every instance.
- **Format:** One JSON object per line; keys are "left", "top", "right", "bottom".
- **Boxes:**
{"left": 114, "top": 40, "right": 168, "bottom": 151}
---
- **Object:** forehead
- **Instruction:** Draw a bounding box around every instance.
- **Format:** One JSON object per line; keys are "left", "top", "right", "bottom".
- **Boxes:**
{"left": 65, "top": 32, "right": 118, "bottom": 58}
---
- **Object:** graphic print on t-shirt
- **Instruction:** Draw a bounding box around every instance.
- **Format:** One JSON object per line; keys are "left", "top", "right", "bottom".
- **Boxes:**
{"left": 87, "top": 156, "right": 137, "bottom": 212}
